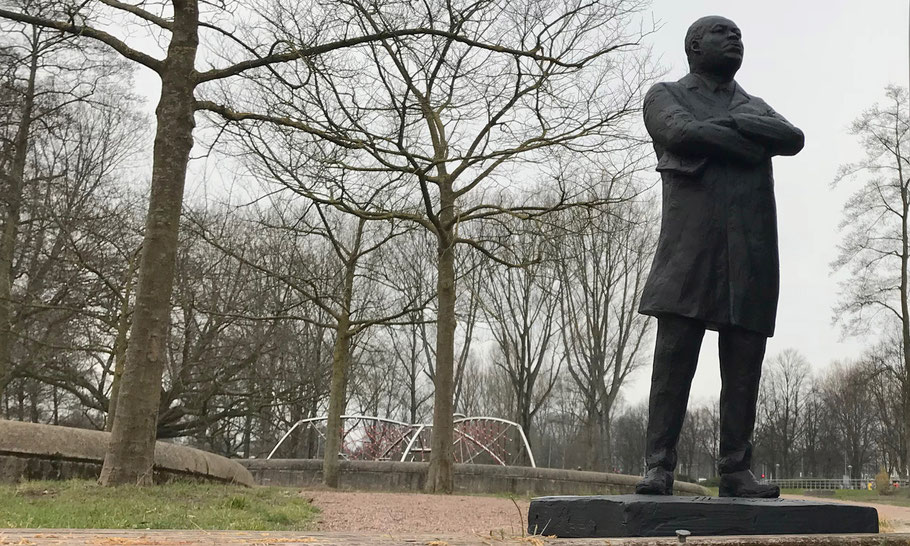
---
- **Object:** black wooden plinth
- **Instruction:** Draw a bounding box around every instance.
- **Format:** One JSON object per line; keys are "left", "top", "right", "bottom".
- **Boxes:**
{"left": 527, "top": 495, "right": 879, "bottom": 538}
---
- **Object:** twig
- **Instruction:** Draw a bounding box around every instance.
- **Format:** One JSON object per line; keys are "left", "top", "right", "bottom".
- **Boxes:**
{"left": 510, "top": 496, "right": 525, "bottom": 537}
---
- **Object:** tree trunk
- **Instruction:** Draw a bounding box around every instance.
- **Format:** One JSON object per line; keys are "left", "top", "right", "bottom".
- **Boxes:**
{"left": 27, "top": 379, "right": 38, "bottom": 422}
{"left": 99, "top": 0, "right": 198, "bottom": 486}
{"left": 584, "top": 394, "right": 600, "bottom": 470}
{"left": 409, "top": 356, "right": 418, "bottom": 424}
{"left": 241, "top": 411, "right": 252, "bottom": 459}
{"left": 903, "top": 379, "right": 910, "bottom": 478}
{"left": 426, "top": 194, "right": 456, "bottom": 493}
{"left": 323, "top": 245, "right": 358, "bottom": 488}
{"left": 306, "top": 395, "right": 319, "bottom": 458}
{"left": 899, "top": 129, "right": 910, "bottom": 484}
{"left": 323, "top": 324, "right": 351, "bottom": 487}
{"left": 519, "top": 397, "right": 532, "bottom": 465}
{"left": 0, "top": 40, "right": 37, "bottom": 399}
{"left": 602, "top": 408, "right": 613, "bottom": 472}
{"left": 52, "top": 386, "right": 59, "bottom": 425}
{"left": 106, "top": 250, "right": 138, "bottom": 431}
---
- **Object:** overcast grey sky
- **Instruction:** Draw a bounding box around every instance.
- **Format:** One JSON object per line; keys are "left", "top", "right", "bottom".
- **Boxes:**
{"left": 623, "top": 0, "right": 910, "bottom": 403}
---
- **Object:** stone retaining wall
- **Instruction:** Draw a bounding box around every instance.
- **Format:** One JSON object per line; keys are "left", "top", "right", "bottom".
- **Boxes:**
{"left": 241, "top": 459, "right": 709, "bottom": 496}
{"left": 0, "top": 419, "right": 254, "bottom": 486}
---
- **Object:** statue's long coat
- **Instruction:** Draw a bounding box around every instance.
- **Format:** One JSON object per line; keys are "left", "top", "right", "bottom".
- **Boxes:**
{"left": 639, "top": 73, "right": 804, "bottom": 337}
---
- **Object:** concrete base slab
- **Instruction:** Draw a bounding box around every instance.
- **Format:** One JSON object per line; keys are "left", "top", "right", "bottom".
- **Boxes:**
{"left": 527, "top": 494, "right": 880, "bottom": 538}
{"left": 0, "top": 529, "right": 908, "bottom": 545}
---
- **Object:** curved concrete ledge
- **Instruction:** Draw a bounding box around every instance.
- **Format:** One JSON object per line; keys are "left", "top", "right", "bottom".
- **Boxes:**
{"left": 241, "top": 459, "right": 709, "bottom": 496}
{"left": 0, "top": 419, "right": 254, "bottom": 486}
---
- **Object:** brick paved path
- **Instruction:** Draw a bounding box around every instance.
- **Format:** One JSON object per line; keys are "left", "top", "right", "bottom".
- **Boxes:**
{"left": 1, "top": 530, "right": 910, "bottom": 545}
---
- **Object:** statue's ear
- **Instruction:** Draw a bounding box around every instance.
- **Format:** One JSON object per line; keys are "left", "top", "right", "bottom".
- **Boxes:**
{"left": 689, "top": 38, "right": 702, "bottom": 55}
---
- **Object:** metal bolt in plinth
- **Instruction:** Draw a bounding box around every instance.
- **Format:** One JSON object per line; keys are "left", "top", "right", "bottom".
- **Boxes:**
{"left": 676, "top": 529, "right": 691, "bottom": 544}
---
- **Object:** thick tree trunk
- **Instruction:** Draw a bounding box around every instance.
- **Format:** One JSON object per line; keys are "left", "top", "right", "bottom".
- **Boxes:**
{"left": 895, "top": 194, "right": 910, "bottom": 479}
{"left": 99, "top": 0, "right": 198, "bottom": 486}
{"left": 584, "top": 410, "right": 601, "bottom": 471}
{"left": 900, "top": 140, "right": 910, "bottom": 483}
{"left": 519, "top": 397, "right": 532, "bottom": 462}
{"left": 426, "top": 199, "right": 457, "bottom": 493}
{"left": 0, "top": 43, "right": 37, "bottom": 400}
{"left": 903, "top": 381, "right": 910, "bottom": 478}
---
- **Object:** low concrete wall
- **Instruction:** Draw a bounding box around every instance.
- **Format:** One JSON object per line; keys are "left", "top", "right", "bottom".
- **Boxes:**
{"left": 0, "top": 419, "right": 254, "bottom": 486}
{"left": 241, "top": 459, "right": 709, "bottom": 496}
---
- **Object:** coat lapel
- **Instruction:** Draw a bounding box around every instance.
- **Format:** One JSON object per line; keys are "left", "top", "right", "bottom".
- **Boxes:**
{"left": 729, "top": 83, "right": 753, "bottom": 110}
{"left": 678, "top": 73, "right": 734, "bottom": 114}
{"left": 680, "top": 73, "right": 714, "bottom": 103}
{"left": 679, "top": 73, "right": 755, "bottom": 113}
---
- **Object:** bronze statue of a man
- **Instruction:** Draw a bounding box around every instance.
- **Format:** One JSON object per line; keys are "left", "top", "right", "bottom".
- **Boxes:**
{"left": 635, "top": 16, "right": 804, "bottom": 498}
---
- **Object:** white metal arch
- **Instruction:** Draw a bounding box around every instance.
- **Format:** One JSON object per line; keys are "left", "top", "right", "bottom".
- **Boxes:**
{"left": 267, "top": 414, "right": 412, "bottom": 460}
{"left": 267, "top": 415, "right": 536, "bottom": 468}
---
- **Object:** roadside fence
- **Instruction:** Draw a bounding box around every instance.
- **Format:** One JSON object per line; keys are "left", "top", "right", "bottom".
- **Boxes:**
{"left": 766, "top": 477, "right": 910, "bottom": 490}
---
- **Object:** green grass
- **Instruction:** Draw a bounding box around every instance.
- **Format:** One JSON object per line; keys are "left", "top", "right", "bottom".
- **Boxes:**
{"left": 782, "top": 487, "right": 910, "bottom": 507}
{"left": 831, "top": 488, "right": 910, "bottom": 507}
{"left": 0, "top": 480, "right": 318, "bottom": 530}
{"left": 694, "top": 487, "right": 893, "bottom": 501}
{"left": 778, "top": 488, "right": 806, "bottom": 495}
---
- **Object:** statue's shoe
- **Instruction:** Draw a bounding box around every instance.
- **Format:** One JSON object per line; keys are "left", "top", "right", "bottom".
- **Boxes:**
{"left": 719, "top": 470, "right": 780, "bottom": 498}
{"left": 635, "top": 467, "right": 674, "bottom": 495}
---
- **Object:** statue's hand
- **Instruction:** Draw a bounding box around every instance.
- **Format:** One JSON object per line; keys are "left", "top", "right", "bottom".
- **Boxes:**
{"left": 739, "top": 139, "right": 768, "bottom": 164}
{"left": 706, "top": 116, "right": 737, "bottom": 129}
{"left": 732, "top": 103, "right": 771, "bottom": 117}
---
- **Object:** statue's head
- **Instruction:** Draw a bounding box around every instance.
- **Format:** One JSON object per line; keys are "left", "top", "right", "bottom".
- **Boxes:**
{"left": 685, "top": 16, "right": 743, "bottom": 80}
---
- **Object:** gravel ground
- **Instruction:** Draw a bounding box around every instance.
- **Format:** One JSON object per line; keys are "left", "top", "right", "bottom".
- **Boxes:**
{"left": 302, "top": 489, "right": 531, "bottom": 537}
{"left": 782, "top": 494, "right": 910, "bottom": 533}
{"left": 302, "top": 490, "right": 910, "bottom": 536}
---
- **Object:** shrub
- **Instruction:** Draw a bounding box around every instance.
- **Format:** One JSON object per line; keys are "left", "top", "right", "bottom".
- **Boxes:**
{"left": 875, "top": 470, "right": 892, "bottom": 495}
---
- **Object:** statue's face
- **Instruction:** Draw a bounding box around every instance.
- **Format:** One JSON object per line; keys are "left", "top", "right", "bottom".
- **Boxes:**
{"left": 690, "top": 17, "right": 743, "bottom": 77}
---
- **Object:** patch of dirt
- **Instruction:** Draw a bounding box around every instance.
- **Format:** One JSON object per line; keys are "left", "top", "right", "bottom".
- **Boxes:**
{"left": 302, "top": 490, "right": 910, "bottom": 537}
{"left": 301, "top": 490, "right": 531, "bottom": 538}
{"left": 782, "top": 494, "right": 910, "bottom": 533}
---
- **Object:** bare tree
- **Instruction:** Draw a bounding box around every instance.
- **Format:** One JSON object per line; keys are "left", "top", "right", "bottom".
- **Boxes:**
{"left": 189, "top": 197, "right": 430, "bottom": 487}
{"left": 0, "top": 16, "right": 145, "bottom": 429}
{"left": 833, "top": 85, "right": 910, "bottom": 479}
{"left": 611, "top": 401, "right": 647, "bottom": 475}
{"left": 693, "top": 399, "right": 721, "bottom": 479}
{"left": 0, "top": 5, "right": 127, "bottom": 399}
{"left": 209, "top": 0, "right": 655, "bottom": 491}
{"left": 821, "top": 361, "right": 878, "bottom": 479}
{"left": 865, "top": 333, "right": 908, "bottom": 476}
{"left": 755, "top": 349, "right": 810, "bottom": 478}
{"left": 555, "top": 194, "right": 655, "bottom": 471}
{"left": 380, "top": 230, "right": 438, "bottom": 424}
{"left": 676, "top": 404, "right": 702, "bottom": 479}
{"left": 798, "top": 379, "right": 853, "bottom": 479}
{"left": 415, "top": 245, "right": 483, "bottom": 420}
{"left": 477, "top": 218, "right": 562, "bottom": 450}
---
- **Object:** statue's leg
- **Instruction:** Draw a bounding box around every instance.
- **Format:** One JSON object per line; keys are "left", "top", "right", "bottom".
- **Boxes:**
{"left": 717, "top": 327, "right": 777, "bottom": 497}
{"left": 717, "top": 327, "right": 766, "bottom": 473}
{"left": 642, "top": 315, "right": 705, "bottom": 475}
